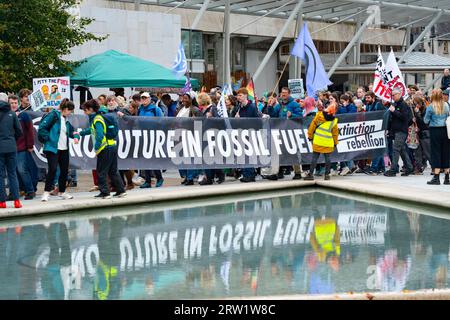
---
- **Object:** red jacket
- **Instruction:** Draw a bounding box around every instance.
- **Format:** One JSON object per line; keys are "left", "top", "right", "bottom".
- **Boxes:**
{"left": 16, "top": 112, "right": 34, "bottom": 152}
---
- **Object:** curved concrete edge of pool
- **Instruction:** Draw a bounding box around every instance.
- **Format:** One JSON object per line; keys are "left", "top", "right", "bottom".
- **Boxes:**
{"left": 1, "top": 177, "right": 450, "bottom": 218}
{"left": 0, "top": 180, "right": 316, "bottom": 218}
{"left": 226, "top": 288, "right": 450, "bottom": 300}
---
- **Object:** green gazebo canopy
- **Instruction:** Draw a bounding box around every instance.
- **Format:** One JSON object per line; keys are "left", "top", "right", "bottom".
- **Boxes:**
{"left": 69, "top": 50, "right": 198, "bottom": 89}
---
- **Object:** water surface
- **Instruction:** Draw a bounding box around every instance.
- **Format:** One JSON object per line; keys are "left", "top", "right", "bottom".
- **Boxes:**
{"left": 0, "top": 189, "right": 449, "bottom": 299}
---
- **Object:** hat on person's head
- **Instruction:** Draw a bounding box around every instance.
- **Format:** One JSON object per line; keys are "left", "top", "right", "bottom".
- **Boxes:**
{"left": 0, "top": 92, "right": 8, "bottom": 102}
{"left": 443, "top": 89, "right": 449, "bottom": 96}
{"left": 141, "top": 92, "right": 150, "bottom": 98}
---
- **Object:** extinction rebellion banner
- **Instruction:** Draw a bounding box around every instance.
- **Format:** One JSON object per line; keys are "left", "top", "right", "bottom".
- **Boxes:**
{"left": 29, "top": 111, "right": 387, "bottom": 170}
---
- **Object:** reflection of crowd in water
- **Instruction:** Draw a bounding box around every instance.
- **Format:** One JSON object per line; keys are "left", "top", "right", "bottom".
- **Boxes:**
{"left": 0, "top": 193, "right": 449, "bottom": 299}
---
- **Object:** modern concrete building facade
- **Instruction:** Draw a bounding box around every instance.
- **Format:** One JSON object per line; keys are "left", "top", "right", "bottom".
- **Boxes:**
{"left": 68, "top": 0, "right": 450, "bottom": 96}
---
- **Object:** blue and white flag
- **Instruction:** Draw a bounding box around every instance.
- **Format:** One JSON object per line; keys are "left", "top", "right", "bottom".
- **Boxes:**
{"left": 291, "top": 22, "right": 332, "bottom": 97}
{"left": 182, "top": 76, "right": 192, "bottom": 94}
{"left": 172, "top": 43, "right": 188, "bottom": 79}
{"left": 216, "top": 93, "right": 229, "bottom": 118}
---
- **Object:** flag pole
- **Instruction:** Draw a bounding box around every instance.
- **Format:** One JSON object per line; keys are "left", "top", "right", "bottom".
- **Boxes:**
{"left": 271, "top": 56, "right": 291, "bottom": 97}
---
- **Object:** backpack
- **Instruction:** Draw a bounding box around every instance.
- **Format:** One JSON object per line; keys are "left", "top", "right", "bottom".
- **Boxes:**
{"left": 101, "top": 113, "right": 119, "bottom": 140}
{"left": 406, "top": 121, "right": 419, "bottom": 149}
{"left": 37, "top": 111, "right": 57, "bottom": 143}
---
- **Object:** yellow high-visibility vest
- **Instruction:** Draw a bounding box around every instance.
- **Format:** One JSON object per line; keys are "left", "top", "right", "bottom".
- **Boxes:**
{"left": 313, "top": 118, "right": 338, "bottom": 148}
{"left": 91, "top": 114, "right": 116, "bottom": 155}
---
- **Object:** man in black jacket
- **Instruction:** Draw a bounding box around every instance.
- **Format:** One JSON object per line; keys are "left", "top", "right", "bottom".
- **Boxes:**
{"left": 384, "top": 88, "right": 414, "bottom": 177}
{"left": 441, "top": 68, "right": 450, "bottom": 91}
{"left": 233, "top": 88, "right": 260, "bottom": 182}
{"left": 0, "top": 97, "right": 23, "bottom": 208}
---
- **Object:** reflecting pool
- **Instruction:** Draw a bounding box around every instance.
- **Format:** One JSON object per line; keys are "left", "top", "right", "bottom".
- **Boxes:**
{"left": 0, "top": 189, "right": 449, "bottom": 299}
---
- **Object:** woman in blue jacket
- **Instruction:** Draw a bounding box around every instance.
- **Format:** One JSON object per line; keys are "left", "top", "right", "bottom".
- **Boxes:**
{"left": 337, "top": 94, "right": 357, "bottom": 114}
{"left": 38, "top": 99, "right": 80, "bottom": 202}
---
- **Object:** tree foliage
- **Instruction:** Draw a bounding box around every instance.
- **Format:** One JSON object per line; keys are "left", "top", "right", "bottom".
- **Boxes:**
{"left": 0, "top": 0, "right": 107, "bottom": 92}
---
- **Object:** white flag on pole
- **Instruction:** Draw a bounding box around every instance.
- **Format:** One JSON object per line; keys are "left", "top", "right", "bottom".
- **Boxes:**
{"left": 373, "top": 48, "right": 408, "bottom": 102}
{"left": 216, "top": 93, "right": 229, "bottom": 118}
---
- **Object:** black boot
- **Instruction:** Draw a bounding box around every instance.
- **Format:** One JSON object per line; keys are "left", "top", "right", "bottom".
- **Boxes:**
{"left": 427, "top": 174, "right": 440, "bottom": 185}
{"left": 444, "top": 173, "right": 450, "bottom": 185}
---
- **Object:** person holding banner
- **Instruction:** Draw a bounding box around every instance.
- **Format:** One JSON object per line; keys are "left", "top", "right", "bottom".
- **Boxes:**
{"left": 383, "top": 88, "right": 414, "bottom": 177}
{"left": 137, "top": 92, "right": 165, "bottom": 189}
{"left": 234, "top": 88, "right": 260, "bottom": 183}
{"left": 197, "top": 93, "right": 225, "bottom": 185}
{"left": 79, "top": 99, "right": 127, "bottom": 199}
{"left": 177, "top": 93, "right": 202, "bottom": 186}
{"left": 424, "top": 89, "right": 450, "bottom": 185}
{"left": 304, "top": 103, "right": 339, "bottom": 181}
{"left": 38, "top": 99, "right": 80, "bottom": 202}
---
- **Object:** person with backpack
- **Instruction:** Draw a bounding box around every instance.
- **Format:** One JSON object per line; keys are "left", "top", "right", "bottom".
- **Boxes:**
{"left": 0, "top": 93, "right": 23, "bottom": 209}
{"left": 79, "top": 99, "right": 126, "bottom": 199}
{"left": 38, "top": 99, "right": 80, "bottom": 202}
{"left": 383, "top": 88, "right": 414, "bottom": 177}
{"left": 424, "top": 89, "right": 450, "bottom": 185}
{"left": 137, "top": 92, "right": 164, "bottom": 188}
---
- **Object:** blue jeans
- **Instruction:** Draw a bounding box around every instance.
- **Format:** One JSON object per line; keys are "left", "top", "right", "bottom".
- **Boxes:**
{"left": 0, "top": 152, "right": 20, "bottom": 202}
{"left": 26, "top": 152, "right": 39, "bottom": 191}
{"left": 339, "top": 161, "right": 354, "bottom": 169}
{"left": 68, "top": 169, "right": 77, "bottom": 183}
{"left": 242, "top": 168, "right": 256, "bottom": 179}
{"left": 370, "top": 156, "right": 385, "bottom": 172}
{"left": 179, "top": 169, "right": 199, "bottom": 181}
{"left": 16, "top": 151, "right": 34, "bottom": 194}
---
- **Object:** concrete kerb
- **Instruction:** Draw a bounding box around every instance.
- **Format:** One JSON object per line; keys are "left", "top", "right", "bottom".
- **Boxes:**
{"left": 1, "top": 177, "right": 450, "bottom": 219}
{"left": 0, "top": 180, "right": 315, "bottom": 219}
{"left": 316, "top": 180, "right": 450, "bottom": 210}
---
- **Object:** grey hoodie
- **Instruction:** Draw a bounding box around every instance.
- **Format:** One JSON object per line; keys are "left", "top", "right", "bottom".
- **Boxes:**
{"left": 0, "top": 101, "right": 22, "bottom": 154}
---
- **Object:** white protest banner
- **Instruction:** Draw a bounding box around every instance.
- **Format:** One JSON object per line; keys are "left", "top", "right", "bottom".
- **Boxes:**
{"left": 28, "top": 89, "right": 46, "bottom": 111}
{"left": 32, "top": 76, "right": 70, "bottom": 108}
{"left": 373, "top": 48, "right": 408, "bottom": 102}
{"left": 288, "top": 79, "right": 305, "bottom": 99}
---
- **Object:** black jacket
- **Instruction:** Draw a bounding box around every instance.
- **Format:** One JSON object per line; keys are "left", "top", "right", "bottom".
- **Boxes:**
{"left": 0, "top": 101, "right": 22, "bottom": 154}
{"left": 389, "top": 98, "right": 410, "bottom": 134}
{"left": 441, "top": 75, "right": 450, "bottom": 90}
{"left": 232, "top": 101, "right": 260, "bottom": 118}
{"left": 202, "top": 104, "right": 219, "bottom": 118}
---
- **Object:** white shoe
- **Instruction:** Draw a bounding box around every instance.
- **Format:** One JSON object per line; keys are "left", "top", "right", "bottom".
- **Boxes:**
{"left": 41, "top": 192, "right": 50, "bottom": 202}
{"left": 340, "top": 167, "right": 350, "bottom": 176}
{"left": 330, "top": 169, "right": 338, "bottom": 176}
{"left": 59, "top": 192, "right": 73, "bottom": 200}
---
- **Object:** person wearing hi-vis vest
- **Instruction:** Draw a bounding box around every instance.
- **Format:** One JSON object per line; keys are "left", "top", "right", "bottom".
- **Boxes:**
{"left": 304, "top": 103, "right": 339, "bottom": 181}
{"left": 79, "top": 99, "right": 126, "bottom": 199}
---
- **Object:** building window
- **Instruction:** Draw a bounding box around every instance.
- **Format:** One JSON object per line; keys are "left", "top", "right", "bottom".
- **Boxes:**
{"left": 181, "top": 30, "right": 204, "bottom": 59}
{"left": 280, "top": 44, "right": 290, "bottom": 55}
{"left": 444, "top": 41, "right": 449, "bottom": 54}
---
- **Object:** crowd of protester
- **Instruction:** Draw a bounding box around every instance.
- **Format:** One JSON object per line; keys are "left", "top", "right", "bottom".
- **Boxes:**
{"left": 1, "top": 72, "right": 450, "bottom": 208}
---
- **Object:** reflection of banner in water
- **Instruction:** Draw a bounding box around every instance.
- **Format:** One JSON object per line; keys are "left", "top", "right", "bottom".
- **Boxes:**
{"left": 29, "top": 111, "right": 387, "bottom": 170}
{"left": 338, "top": 213, "right": 387, "bottom": 245}
{"left": 34, "top": 211, "right": 389, "bottom": 278}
